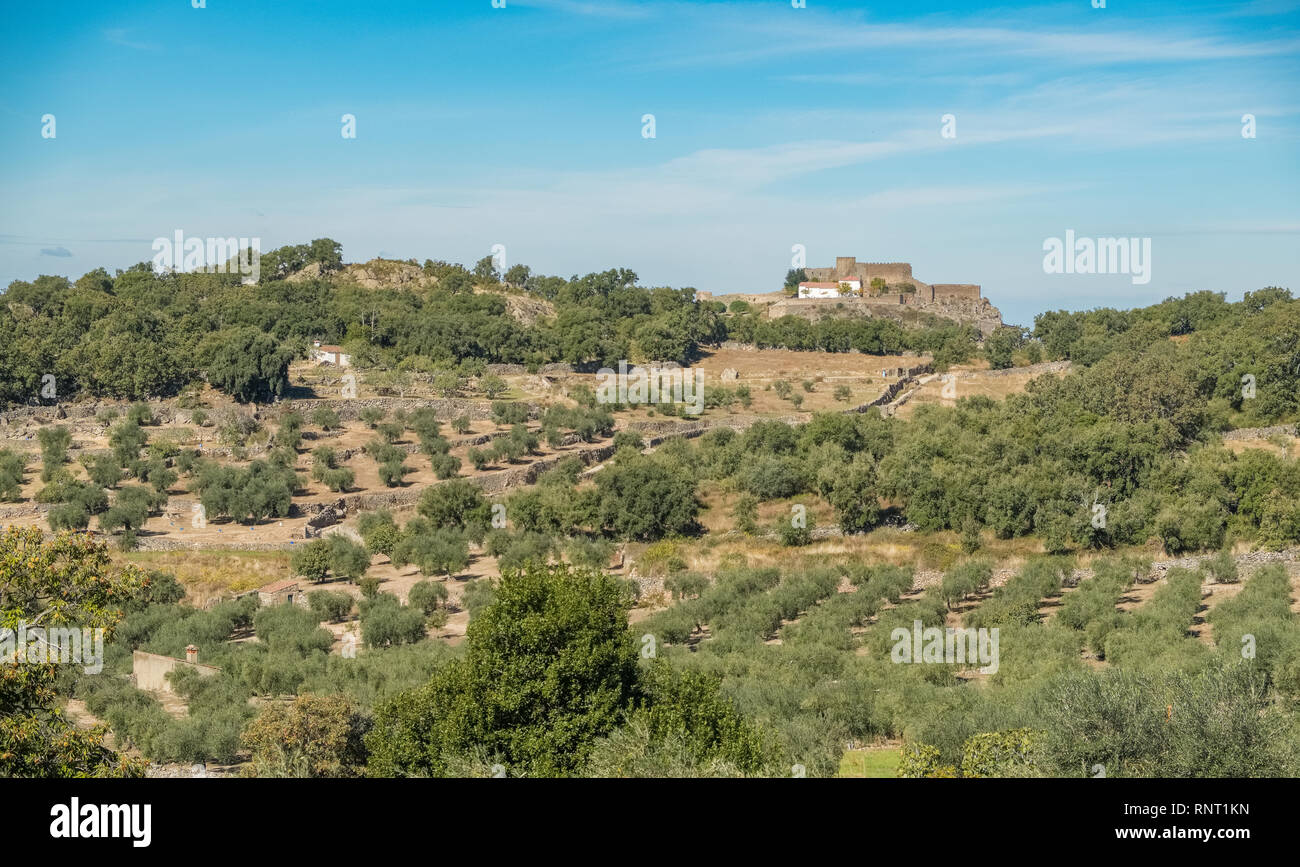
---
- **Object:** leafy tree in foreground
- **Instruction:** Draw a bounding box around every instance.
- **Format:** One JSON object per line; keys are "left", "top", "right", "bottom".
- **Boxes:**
{"left": 328, "top": 536, "right": 371, "bottom": 582}
{"left": 240, "top": 693, "right": 369, "bottom": 778}
{"left": 366, "top": 562, "right": 639, "bottom": 777}
{"left": 827, "top": 460, "right": 881, "bottom": 534}
{"left": 0, "top": 528, "right": 149, "bottom": 777}
{"left": 357, "top": 510, "right": 401, "bottom": 557}
{"left": 601, "top": 662, "right": 772, "bottom": 776}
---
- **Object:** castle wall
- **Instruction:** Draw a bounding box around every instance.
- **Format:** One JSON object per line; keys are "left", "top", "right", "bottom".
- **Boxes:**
{"left": 806, "top": 261, "right": 926, "bottom": 293}
{"left": 931, "top": 283, "right": 981, "bottom": 300}
{"left": 857, "top": 263, "right": 916, "bottom": 287}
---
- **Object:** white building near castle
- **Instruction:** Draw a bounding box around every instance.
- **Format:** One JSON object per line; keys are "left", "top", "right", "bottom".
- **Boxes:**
{"left": 797, "top": 277, "right": 859, "bottom": 298}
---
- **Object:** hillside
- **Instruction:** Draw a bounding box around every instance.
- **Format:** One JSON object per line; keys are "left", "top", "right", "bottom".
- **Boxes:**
{"left": 3, "top": 241, "right": 1298, "bottom": 781}
{"left": 287, "top": 256, "right": 558, "bottom": 326}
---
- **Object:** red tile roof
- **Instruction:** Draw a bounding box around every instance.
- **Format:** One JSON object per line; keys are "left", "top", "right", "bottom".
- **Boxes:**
{"left": 259, "top": 579, "right": 300, "bottom": 594}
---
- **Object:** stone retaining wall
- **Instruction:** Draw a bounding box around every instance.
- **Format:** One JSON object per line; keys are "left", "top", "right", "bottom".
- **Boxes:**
{"left": 486, "top": 362, "right": 574, "bottom": 376}
{"left": 272, "top": 396, "right": 537, "bottom": 423}
{"left": 1221, "top": 424, "right": 1298, "bottom": 442}
{"left": 955, "top": 359, "right": 1071, "bottom": 379}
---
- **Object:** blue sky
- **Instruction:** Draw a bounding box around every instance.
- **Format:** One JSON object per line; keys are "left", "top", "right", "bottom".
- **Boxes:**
{"left": 1, "top": 0, "right": 1297, "bottom": 325}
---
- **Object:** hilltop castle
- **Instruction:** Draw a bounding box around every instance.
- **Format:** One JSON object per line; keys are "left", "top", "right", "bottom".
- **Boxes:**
{"left": 770, "top": 255, "right": 1002, "bottom": 336}
{"left": 695, "top": 255, "right": 1003, "bottom": 335}
{"left": 801, "top": 256, "right": 981, "bottom": 302}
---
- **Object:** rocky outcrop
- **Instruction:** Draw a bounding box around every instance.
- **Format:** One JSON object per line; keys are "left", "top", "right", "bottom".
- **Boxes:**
{"left": 767, "top": 293, "right": 1004, "bottom": 337}
{"left": 304, "top": 501, "right": 346, "bottom": 537}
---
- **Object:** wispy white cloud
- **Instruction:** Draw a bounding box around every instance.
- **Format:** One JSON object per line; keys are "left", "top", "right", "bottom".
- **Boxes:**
{"left": 574, "top": 1, "right": 1300, "bottom": 71}
{"left": 103, "top": 28, "right": 157, "bottom": 51}
{"left": 777, "top": 71, "right": 1030, "bottom": 88}
{"left": 1220, "top": 0, "right": 1300, "bottom": 18}
{"left": 848, "top": 183, "right": 1086, "bottom": 210}
{"left": 512, "top": 0, "right": 652, "bottom": 19}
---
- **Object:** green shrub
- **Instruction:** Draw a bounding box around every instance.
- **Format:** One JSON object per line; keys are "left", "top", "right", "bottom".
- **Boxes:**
{"left": 308, "top": 590, "right": 355, "bottom": 623}
{"left": 408, "top": 580, "right": 448, "bottom": 615}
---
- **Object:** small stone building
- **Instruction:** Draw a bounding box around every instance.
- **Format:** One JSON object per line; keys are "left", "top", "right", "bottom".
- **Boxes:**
{"left": 258, "top": 578, "right": 304, "bottom": 607}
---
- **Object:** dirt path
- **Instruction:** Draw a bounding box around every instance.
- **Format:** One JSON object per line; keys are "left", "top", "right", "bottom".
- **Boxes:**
{"left": 1189, "top": 581, "right": 1244, "bottom": 646}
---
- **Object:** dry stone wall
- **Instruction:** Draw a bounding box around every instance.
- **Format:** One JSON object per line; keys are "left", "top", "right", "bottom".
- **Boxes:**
{"left": 1221, "top": 424, "right": 1298, "bottom": 442}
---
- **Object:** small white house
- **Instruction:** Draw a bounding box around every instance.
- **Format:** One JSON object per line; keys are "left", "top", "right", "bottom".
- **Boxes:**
{"left": 797, "top": 281, "right": 856, "bottom": 299}
{"left": 311, "top": 340, "right": 351, "bottom": 367}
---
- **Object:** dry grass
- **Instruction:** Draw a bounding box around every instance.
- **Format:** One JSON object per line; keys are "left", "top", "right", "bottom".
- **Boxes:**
{"left": 1223, "top": 434, "right": 1298, "bottom": 460}
{"left": 697, "top": 483, "right": 836, "bottom": 534}
{"left": 894, "top": 363, "right": 1067, "bottom": 419}
{"left": 528, "top": 346, "right": 917, "bottom": 420}
{"left": 631, "top": 524, "right": 1046, "bottom": 579}
{"left": 117, "top": 549, "right": 293, "bottom": 604}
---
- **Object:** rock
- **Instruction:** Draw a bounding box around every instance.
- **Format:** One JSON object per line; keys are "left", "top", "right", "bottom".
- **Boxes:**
{"left": 320, "top": 525, "right": 365, "bottom": 545}
{"left": 524, "top": 375, "right": 553, "bottom": 392}
{"left": 721, "top": 368, "right": 738, "bottom": 382}
{"left": 306, "top": 504, "right": 342, "bottom": 531}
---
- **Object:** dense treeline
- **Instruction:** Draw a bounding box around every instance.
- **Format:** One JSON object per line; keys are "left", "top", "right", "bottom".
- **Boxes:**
{"left": 724, "top": 310, "right": 981, "bottom": 365}
{"left": 8, "top": 240, "right": 1290, "bottom": 410}
{"left": 0, "top": 243, "right": 726, "bottom": 406}
{"left": 5, "top": 238, "right": 1045, "bottom": 407}
{"left": 1033, "top": 287, "right": 1299, "bottom": 423}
